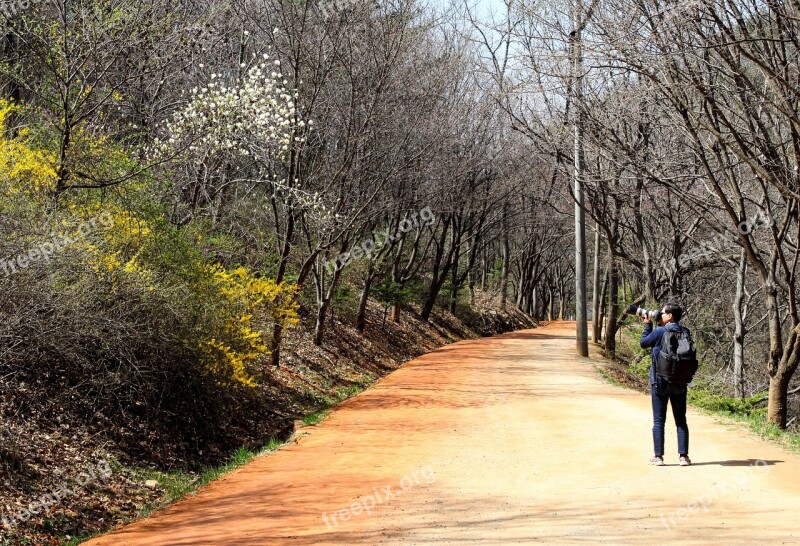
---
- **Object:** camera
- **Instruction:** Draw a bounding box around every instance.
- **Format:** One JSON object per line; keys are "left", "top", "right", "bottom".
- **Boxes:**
{"left": 626, "top": 304, "right": 662, "bottom": 323}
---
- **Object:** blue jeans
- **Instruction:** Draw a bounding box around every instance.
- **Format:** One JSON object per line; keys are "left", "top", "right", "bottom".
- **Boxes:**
{"left": 652, "top": 377, "right": 689, "bottom": 457}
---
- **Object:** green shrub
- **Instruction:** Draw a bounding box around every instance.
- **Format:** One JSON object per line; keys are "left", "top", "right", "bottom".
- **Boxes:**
{"left": 688, "top": 390, "right": 768, "bottom": 417}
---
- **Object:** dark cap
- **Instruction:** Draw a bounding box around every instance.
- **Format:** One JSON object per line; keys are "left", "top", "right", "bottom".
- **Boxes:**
{"left": 665, "top": 302, "right": 683, "bottom": 322}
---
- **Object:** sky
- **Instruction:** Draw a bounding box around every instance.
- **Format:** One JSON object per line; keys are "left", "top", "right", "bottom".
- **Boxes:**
{"left": 430, "top": 0, "right": 509, "bottom": 23}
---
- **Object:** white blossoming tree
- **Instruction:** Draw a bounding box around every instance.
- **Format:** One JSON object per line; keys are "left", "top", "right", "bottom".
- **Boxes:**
{"left": 155, "top": 55, "right": 329, "bottom": 223}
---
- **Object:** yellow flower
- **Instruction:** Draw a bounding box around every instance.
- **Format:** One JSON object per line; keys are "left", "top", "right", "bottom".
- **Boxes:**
{"left": 192, "top": 263, "right": 299, "bottom": 387}
{"left": 0, "top": 100, "right": 58, "bottom": 196}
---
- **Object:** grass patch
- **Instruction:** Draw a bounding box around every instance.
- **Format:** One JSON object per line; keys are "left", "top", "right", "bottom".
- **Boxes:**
{"left": 336, "top": 384, "right": 365, "bottom": 400}
{"left": 628, "top": 356, "right": 650, "bottom": 379}
{"left": 301, "top": 379, "right": 371, "bottom": 426}
{"left": 687, "top": 389, "right": 768, "bottom": 416}
{"left": 594, "top": 365, "right": 623, "bottom": 388}
{"left": 302, "top": 408, "right": 331, "bottom": 426}
{"left": 69, "top": 438, "right": 284, "bottom": 545}
{"left": 126, "top": 439, "right": 284, "bottom": 516}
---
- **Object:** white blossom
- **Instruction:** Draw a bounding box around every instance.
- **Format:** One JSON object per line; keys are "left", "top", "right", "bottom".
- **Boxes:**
{"left": 152, "top": 57, "right": 328, "bottom": 221}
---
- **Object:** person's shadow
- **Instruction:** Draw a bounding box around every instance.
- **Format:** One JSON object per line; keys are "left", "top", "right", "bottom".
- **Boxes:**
{"left": 687, "top": 459, "right": 782, "bottom": 467}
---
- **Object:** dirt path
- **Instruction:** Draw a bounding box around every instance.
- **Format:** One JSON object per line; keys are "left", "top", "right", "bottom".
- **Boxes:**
{"left": 87, "top": 322, "right": 800, "bottom": 545}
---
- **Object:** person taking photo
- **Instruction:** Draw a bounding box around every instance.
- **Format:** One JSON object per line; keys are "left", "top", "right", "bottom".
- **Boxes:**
{"left": 640, "top": 302, "right": 692, "bottom": 467}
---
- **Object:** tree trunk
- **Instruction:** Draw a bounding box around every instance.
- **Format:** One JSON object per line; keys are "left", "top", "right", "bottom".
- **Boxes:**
{"left": 3, "top": 32, "right": 21, "bottom": 104}
{"left": 764, "top": 274, "right": 787, "bottom": 425}
{"left": 421, "top": 219, "right": 454, "bottom": 322}
{"left": 270, "top": 209, "right": 296, "bottom": 366}
{"left": 768, "top": 322, "right": 800, "bottom": 428}
{"left": 422, "top": 271, "right": 450, "bottom": 321}
{"left": 733, "top": 248, "right": 747, "bottom": 398}
{"left": 516, "top": 261, "right": 526, "bottom": 310}
{"left": 633, "top": 179, "right": 656, "bottom": 302}
{"left": 480, "top": 248, "right": 487, "bottom": 291}
{"left": 313, "top": 264, "right": 342, "bottom": 346}
{"left": 592, "top": 223, "right": 602, "bottom": 343}
{"left": 604, "top": 250, "right": 619, "bottom": 357}
{"left": 765, "top": 279, "right": 783, "bottom": 375}
{"left": 598, "top": 268, "right": 608, "bottom": 343}
{"left": 356, "top": 269, "right": 375, "bottom": 333}
{"left": 449, "top": 253, "right": 460, "bottom": 314}
{"left": 314, "top": 299, "right": 330, "bottom": 346}
{"left": 468, "top": 271, "right": 476, "bottom": 305}
{"left": 501, "top": 212, "right": 510, "bottom": 308}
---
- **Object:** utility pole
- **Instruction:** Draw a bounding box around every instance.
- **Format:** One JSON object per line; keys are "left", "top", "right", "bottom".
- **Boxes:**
{"left": 572, "top": 0, "right": 589, "bottom": 357}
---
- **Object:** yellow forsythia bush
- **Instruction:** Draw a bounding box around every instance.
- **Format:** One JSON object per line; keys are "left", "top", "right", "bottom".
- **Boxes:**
{"left": 0, "top": 99, "right": 299, "bottom": 388}
{"left": 0, "top": 99, "right": 57, "bottom": 196}
{"left": 76, "top": 210, "right": 300, "bottom": 387}
{"left": 199, "top": 265, "right": 299, "bottom": 386}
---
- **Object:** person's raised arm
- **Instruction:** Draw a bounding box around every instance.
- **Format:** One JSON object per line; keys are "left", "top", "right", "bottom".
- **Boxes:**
{"left": 640, "top": 320, "right": 661, "bottom": 348}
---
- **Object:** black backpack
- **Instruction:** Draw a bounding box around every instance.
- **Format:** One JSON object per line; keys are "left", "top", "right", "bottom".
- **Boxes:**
{"left": 656, "top": 326, "right": 698, "bottom": 384}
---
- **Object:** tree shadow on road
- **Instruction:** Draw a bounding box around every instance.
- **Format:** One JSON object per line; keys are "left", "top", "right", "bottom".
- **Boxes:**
{"left": 687, "top": 459, "right": 782, "bottom": 467}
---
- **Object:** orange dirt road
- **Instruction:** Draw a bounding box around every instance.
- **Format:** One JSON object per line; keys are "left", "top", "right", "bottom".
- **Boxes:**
{"left": 87, "top": 322, "right": 800, "bottom": 545}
